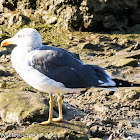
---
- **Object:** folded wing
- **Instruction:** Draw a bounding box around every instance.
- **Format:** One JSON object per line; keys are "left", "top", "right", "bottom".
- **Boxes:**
{"left": 28, "top": 45, "right": 114, "bottom": 88}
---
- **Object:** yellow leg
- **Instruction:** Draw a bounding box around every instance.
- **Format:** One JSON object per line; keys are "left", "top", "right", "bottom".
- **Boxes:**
{"left": 40, "top": 93, "right": 54, "bottom": 125}
{"left": 52, "top": 93, "right": 63, "bottom": 122}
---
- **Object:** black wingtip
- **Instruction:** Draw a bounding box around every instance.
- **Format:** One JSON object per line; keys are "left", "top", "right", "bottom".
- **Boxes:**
{"left": 112, "top": 79, "right": 140, "bottom": 87}
{"left": 131, "top": 83, "right": 140, "bottom": 87}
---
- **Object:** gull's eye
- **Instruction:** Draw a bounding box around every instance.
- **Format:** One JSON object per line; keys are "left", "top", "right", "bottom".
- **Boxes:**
{"left": 18, "top": 35, "right": 22, "bottom": 38}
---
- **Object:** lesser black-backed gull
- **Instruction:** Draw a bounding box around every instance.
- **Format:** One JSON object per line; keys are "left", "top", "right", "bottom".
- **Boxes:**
{"left": 1, "top": 28, "right": 139, "bottom": 125}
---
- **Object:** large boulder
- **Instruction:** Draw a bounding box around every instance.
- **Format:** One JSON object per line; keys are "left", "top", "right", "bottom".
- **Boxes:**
{"left": 0, "top": 90, "right": 50, "bottom": 123}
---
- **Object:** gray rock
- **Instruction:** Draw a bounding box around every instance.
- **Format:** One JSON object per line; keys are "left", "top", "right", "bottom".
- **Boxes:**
{"left": 21, "top": 120, "right": 90, "bottom": 140}
{"left": 0, "top": 91, "right": 50, "bottom": 124}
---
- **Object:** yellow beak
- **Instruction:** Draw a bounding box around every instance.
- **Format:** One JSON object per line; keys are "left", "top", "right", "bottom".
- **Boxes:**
{"left": 1, "top": 38, "right": 14, "bottom": 47}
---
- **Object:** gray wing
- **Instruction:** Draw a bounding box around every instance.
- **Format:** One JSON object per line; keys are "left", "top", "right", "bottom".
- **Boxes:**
{"left": 29, "top": 46, "right": 110, "bottom": 88}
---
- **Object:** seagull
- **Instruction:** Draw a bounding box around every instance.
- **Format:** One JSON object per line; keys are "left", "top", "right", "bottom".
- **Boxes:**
{"left": 1, "top": 28, "right": 139, "bottom": 125}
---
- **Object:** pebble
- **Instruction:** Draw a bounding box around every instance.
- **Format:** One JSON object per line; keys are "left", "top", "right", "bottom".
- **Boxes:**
{"left": 4, "top": 125, "right": 16, "bottom": 132}
{"left": 89, "top": 138, "right": 102, "bottom": 140}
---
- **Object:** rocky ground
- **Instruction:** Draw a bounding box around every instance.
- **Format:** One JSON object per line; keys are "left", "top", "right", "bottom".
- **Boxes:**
{"left": 0, "top": 1, "right": 140, "bottom": 139}
{"left": 0, "top": 25, "right": 140, "bottom": 140}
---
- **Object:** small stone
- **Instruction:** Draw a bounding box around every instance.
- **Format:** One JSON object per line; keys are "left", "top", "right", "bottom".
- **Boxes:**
{"left": 82, "top": 43, "right": 103, "bottom": 51}
{"left": 90, "top": 125, "right": 98, "bottom": 132}
{"left": 124, "top": 89, "right": 140, "bottom": 100}
{"left": 0, "top": 70, "right": 5, "bottom": 76}
{"left": 114, "top": 58, "right": 138, "bottom": 67}
{"left": 0, "top": 81, "right": 7, "bottom": 88}
{"left": 74, "top": 116, "right": 81, "bottom": 121}
{"left": 94, "top": 104, "right": 108, "bottom": 113}
{"left": 89, "top": 138, "right": 102, "bottom": 140}
{"left": 87, "top": 52, "right": 97, "bottom": 56}
{"left": 118, "top": 121, "right": 132, "bottom": 129}
{"left": 69, "top": 35, "right": 74, "bottom": 40}
{"left": 4, "top": 125, "right": 16, "bottom": 132}
{"left": 86, "top": 121, "right": 93, "bottom": 127}
{"left": 43, "top": 16, "right": 57, "bottom": 25}
{"left": 0, "top": 69, "right": 11, "bottom": 76}
{"left": 4, "top": 71, "right": 11, "bottom": 76}
{"left": 0, "top": 65, "right": 6, "bottom": 71}
{"left": 99, "top": 36, "right": 112, "bottom": 42}
{"left": 102, "top": 119, "right": 117, "bottom": 125}
{"left": 108, "top": 133, "right": 114, "bottom": 140}
{"left": 114, "top": 92, "right": 122, "bottom": 100}
{"left": 114, "top": 89, "right": 140, "bottom": 101}
{"left": 32, "top": 135, "right": 48, "bottom": 140}
{"left": 0, "top": 16, "right": 5, "bottom": 25}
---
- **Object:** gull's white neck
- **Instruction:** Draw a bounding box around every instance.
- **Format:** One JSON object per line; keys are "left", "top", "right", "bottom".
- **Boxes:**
{"left": 11, "top": 45, "right": 32, "bottom": 77}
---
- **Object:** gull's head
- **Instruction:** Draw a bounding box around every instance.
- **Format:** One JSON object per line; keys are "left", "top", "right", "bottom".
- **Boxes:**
{"left": 1, "top": 28, "right": 42, "bottom": 52}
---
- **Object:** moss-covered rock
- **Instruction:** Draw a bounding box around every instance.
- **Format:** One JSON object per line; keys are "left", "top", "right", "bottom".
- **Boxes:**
{"left": 20, "top": 120, "right": 90, "bottom": 140}
{"left": 0, "top": 91, "right": 50, "bottom": 123}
